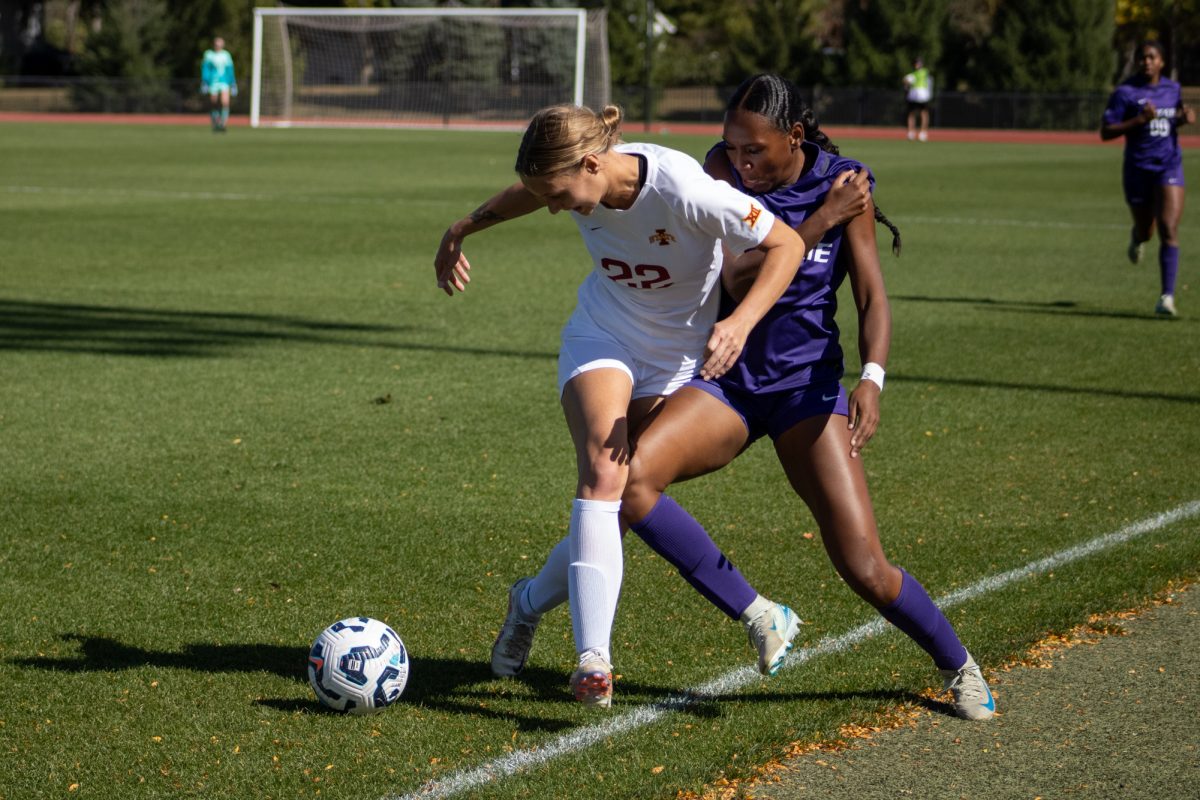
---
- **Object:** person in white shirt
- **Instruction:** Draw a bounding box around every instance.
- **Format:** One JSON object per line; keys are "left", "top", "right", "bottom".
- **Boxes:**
{"left": 433, "top": 103, "right": 806, "bottom": 708}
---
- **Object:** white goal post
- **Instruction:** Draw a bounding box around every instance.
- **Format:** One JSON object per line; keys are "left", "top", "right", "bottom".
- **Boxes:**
{"left": 250, "top": 6, "right": 610, "bottom": 129}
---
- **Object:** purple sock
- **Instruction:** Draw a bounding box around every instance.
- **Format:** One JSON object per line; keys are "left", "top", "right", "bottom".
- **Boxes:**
{"left": 630, "top": 495, "right": 758, "bottom": 620}
{"left": 1160, "top": 244, "right": 1179, "bottom": 295}
{"left": 877, "top": 568, "right": 967, "bottom": 670}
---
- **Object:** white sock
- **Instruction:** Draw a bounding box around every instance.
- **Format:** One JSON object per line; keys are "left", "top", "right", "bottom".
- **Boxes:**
{"left": 568, "top": 498, "right": 623, "bottom": 665}
{"left": 522, "top": 536, "right": 571, "bottom": 617}
{"left": 738, "top": 594, "right": 774, "bottom": 625}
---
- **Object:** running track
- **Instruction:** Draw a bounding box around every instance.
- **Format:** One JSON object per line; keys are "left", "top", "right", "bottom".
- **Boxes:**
{"left": 3, "top": 111, "right": 1199, "bottom": 147}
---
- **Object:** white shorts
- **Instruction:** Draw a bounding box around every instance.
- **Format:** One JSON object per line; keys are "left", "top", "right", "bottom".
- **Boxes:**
{"left": 556, "top": 304, "right": 700, "bottom": 400}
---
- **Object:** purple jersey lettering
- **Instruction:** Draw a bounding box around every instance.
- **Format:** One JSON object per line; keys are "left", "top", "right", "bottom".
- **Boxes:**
{"left": 1103, "top": 77, "right": 1184, "bottom": 171}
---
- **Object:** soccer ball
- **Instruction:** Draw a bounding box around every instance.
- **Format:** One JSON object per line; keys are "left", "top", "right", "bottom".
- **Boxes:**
{"left": 307, "top": 617, "right": 409, "bottom": 715}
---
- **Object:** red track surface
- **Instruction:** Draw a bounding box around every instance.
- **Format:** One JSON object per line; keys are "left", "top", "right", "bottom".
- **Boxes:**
{"left": 3, "top": 110, "right": 1199, "bottom": 147}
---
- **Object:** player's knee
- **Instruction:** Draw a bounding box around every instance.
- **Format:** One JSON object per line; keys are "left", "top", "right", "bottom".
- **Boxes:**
{"left": 621, "top": 480, "right": 660, "bottom": 525}
{"left": 840, "top": 556, "right": 896, "bottom": 606}
{"left": 577, "top": 457, "right": 628, "bottom": 500}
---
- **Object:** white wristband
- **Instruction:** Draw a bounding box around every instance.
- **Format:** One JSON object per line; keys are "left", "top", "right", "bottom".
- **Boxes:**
{"left": 860, "top": 362, "right": 886, "bottom": 391}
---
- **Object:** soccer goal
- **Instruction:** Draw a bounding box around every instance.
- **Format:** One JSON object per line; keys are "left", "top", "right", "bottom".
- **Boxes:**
{"left": 250, "top": 7, "right": 610, "bottom": 129}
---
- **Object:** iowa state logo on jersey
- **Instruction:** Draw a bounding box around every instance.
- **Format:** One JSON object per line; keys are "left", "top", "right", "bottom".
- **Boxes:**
{"left": 648, "top": 228, "right": 677, "bottom": 246}
{"left": 743, "top": 204, "right": 763, "bottom": 229}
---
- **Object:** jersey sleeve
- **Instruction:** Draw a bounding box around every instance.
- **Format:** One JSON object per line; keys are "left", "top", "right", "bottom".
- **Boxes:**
{"left": 1103, "top": 87, "right": 1134, "bottom": 126}
{"left": 201, "top": 53, "right": 216, "bottom": 85}
{"left": 661, "top": 152, "right": 776, "bottom": 253}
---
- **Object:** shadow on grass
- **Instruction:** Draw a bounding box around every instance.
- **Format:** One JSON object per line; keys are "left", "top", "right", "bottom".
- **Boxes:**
{"left": 0, "top": 298, "right": 557, "bottom": 361}
{"left": 0, "top": 298, "right": 410, "bottom": 358}
{"left": 893, "top": 293, "right": 1194, "bottom": 324}
{"left": 13, "top": 634, "right": 963, "bottom": 728}
{"left": 713, "top": 686, "right": 959, "bottom": 720}
{"left": 893, "top": 372, "right": 1200, "bottom": 405}
{"left": 13, "top": 634, "right": 656, "bottom": 732}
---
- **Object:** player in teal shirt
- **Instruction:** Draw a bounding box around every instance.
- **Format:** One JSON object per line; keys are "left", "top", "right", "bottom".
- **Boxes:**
{"left": 201, "top": 37, "right": 236, "bottom": 132}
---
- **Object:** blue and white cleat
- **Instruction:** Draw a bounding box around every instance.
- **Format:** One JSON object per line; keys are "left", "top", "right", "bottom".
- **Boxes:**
{"left": 1155, "top": 294, "right": 1177, "bottom": 317}
{"left": 745, "top": 603, "right": 801, "bottom": 676}
{"left": 940, "top": 651, "right": 996, "bottom": 721}
{"left": 490, "top": 577, "right": 540, "bottom": 677}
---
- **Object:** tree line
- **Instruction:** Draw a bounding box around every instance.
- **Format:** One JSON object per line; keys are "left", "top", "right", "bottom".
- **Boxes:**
{"left": 2, "top": 0, "right": 1196, "bottom": 91}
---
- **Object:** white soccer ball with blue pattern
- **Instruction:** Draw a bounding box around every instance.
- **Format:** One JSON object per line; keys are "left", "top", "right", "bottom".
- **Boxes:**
{"left": 307, "top": 617, "right": 409, "bottom": 715}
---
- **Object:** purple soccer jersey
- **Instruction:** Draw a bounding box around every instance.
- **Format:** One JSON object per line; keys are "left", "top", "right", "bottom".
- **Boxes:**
{"left": 1104, "top": 76, "right": 1185, "bottom": 171}
{"left": 706, "top": 141, "right": 872, "bottom": 394}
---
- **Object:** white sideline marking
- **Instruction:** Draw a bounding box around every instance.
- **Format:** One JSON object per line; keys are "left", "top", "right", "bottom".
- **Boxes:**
{"left": 898, "top": 214, "right": 1126, "bottom": 232}
{"left": 0, "top": 187, "right": 1132, "bottom": 231}
{"left": 387, "top": 500, "right": 1200, "bottom": 800}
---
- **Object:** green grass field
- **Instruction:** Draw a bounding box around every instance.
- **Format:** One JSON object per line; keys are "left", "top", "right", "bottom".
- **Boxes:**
{"left": 1, "top": 121, "right": 1197, "bottom": 800}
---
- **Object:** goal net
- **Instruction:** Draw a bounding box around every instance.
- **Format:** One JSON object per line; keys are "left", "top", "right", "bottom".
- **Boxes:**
{"left": 250, "top": 7, "right": 610, "bottom": 129}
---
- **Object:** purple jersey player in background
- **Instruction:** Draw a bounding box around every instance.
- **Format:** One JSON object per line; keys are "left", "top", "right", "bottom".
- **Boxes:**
{"left": 493, "top": 74, "right": 996, "bottom": 721}
{"left": 1102, "top": 40, "right": 1195, "bottom": 317}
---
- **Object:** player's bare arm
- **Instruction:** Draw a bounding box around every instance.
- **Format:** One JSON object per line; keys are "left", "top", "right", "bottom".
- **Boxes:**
{"left": 435, "top": 183, "right": 546, "bottom": 296}
{"left": 721, "top": 170, "right": 870, "bottom": 302}
{"left": 701, "top": 218, "right": 805, "bottom": 380}
{"left": 802, "top": 169, "right": 871, "bottom": 235}
{"left": 1101, "top": 100, "right": 1158, "bottom": 140}
{"left": 843, "top": 194, "right": 891, "bottom": 458}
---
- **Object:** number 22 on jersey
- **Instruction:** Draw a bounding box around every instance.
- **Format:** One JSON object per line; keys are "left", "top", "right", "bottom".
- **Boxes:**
{"left": 601, "top": 258, "right": 674, "bottom": 289}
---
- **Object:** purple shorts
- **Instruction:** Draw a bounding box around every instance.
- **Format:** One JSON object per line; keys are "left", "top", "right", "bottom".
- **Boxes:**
{"left": 687, "top": 377, "right": 849, "bottom": 443}
{"left": 1123, "top": 161, "right": 1186, "bottom": 207}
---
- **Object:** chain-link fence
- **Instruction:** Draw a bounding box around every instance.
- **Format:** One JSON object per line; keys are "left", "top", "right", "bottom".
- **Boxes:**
{"left": 615, "top": 85, "right": 1117, "bottom": 131}
{"left": 0, "top": 76, "right": 251, "bottom": 115}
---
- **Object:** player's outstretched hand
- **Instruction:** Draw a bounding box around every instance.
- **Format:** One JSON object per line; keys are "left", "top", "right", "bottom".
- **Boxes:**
{"left": 1182, "top": 105, "right": 1197, "bottom": 126}
{"left": 434, "top": 228, "right": 472, "bottom": 296}
{"left": 822, "top": 170, "right": 871, "bottom": 228}
{"left": 700, "top": 318, "right": 751, "bottom": 380}
{"left": 847, "top": 380, "right": 881, "bottom": 458}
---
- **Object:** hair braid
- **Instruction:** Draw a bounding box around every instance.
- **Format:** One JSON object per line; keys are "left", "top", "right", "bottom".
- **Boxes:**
{"left": 874, "top": 205, "right": 902, "bottom": 256}
{"left": 728, "top": 73, "right": 900, "bottom": 255}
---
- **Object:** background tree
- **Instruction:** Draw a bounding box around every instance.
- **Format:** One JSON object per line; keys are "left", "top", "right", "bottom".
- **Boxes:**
{"left": 1115, "top": 0, "right": 1200, "bottom": 82}
{"left": 968, "top": 0, "right": 1114, "bottom": 91}
{"left": 73, "top": 0, "right": 172, "bottom": 110}
{"left": 712, "top": 0, "right": 827, "bottom": 85}
{"left": 840, "top": 0, "right": 949, "bottom": 87}
{"left": 1, "top": 0, "right": 39, "bottom": 72}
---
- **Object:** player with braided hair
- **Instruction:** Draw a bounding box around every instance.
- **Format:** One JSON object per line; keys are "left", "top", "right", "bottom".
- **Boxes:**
{"left": 493, "top": 75, "right": 995, "bottom": 721}
{"left": 1102, "top": 40, "right": 1194, "bottom": 316}
{"left": 436, "top": 103, "right": 806, "bottom": 708}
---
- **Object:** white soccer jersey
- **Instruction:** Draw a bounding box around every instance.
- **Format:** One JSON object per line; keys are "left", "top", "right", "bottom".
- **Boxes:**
{"left": 568, "top": 141, "right": 775, "bottom": 370}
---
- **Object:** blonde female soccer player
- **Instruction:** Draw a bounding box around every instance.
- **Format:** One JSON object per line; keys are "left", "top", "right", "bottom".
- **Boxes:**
{"left": 433, "top": 104, "right": 806, "bottom": 707}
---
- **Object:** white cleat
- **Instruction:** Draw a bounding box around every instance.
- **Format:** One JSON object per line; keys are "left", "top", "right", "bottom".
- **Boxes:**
{"left": 939, "top": 651, "right": 996, "bottom": 721}
{"left": 569, "top": 650, "right": 613, "bottom": 708}
{"left": 1155, "top": 294, "right": 1177, "bottom": 317}
{"left": 744, "top": 603, "right": 801, "bottom": 676}
{"left": 490, "top": 578, "right": 539, "bottom": 677}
